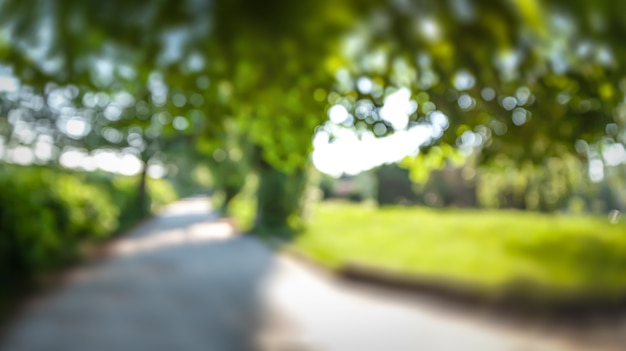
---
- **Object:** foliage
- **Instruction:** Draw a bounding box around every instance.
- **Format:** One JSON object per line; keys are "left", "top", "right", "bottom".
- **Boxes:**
{"left": 317, "top": 171, "right": 375, "bottom": 203}
{"left": 295, "top": 202, "right": 626, "bottom": 302}
{"left": 166, "top": 159, "right": 213, "bottom": 198}
{"left": 374, "top": 164, "right": 420, "bottom": 205}
{"left": 475, "top": 155, "right": 594, "bottom": 212}
{"left": 226, "top": 174, "right": 258, "bottom": 233}
{"left": 2, "top": 0, "right": 626, "bottom": 232}
{"left": 146, "top": 177, "right": 178, "bottom": 211}
{"left": 337, "top": 0, "right": 625, "bottom": 158}
{"left": 0, "top": 0, "right": 357, "bottom": 231}
{"left": 198, "top": 119, "right": 252, "bottom": 214}
{"left": 419, "top": 166, "right": 478, "bottom": 207}
{"left": 254, "top": 162, "right": 308, "bottom": 234}
{"left": 0, "top": 167, "right": 117, "bottom": 283}
{"left": 83, "top": 171, "right": 177, "bottom": 231}
{"left": 373, "top": 163, "right": 478, "bottom": 207}
{"left": 0, "top": 165, "right": 177, "bottom": 290}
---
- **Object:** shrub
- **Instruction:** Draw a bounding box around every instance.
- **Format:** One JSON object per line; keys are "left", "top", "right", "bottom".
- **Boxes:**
{"left": 0, "top": 166, "right": 178, "bottom": 287}
{"left": 147, "top": 177, "right": 178, "bottom": 212}
{"left": 0, "top": 167, "right": 117, "bottom": 283}
{"left": 83, "top": 172, "right": 178, "bottom": 231}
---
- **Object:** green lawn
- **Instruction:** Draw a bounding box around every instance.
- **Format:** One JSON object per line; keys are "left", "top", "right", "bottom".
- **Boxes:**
{"left": 293, "top": 202, "right": 626, "bottom": 302}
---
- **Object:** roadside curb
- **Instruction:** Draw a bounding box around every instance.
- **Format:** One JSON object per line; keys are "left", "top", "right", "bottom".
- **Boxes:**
{"left": 232, "top": 224, "right": 626, "bottom": 319}
{"left": 280, "top": 248, "right": 626, "bottom": 320}
{"left": 280, "top": 248, "right": 489, "bottom": 307}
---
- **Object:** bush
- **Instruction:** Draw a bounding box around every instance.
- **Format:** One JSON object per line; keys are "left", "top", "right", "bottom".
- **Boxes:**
{"left": 0, "top": 166, "right": 178, "bottom": 287}
{"left": 83, "top": 172, "right": 178, "bottom": 231}
{"left": 375, "top": 164, "right": 420, "bottom": 205}
{"left": 0, "top": 167, "right": 118, "bottom": 283}
{"left": 227, "top": 174, "right": 259, "bottom": 232}
{"left": 147, "top": 177, "right": 178, "bottom": 212}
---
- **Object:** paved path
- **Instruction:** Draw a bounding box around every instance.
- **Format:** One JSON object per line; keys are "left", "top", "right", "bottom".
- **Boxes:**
{"left": 1, "top": 198, "right": 624, "bottom": 351}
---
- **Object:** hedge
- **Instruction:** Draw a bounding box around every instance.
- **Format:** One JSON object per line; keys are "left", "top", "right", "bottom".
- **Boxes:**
{"left": 0, "top": 166, "right": 177, "bottom": 287}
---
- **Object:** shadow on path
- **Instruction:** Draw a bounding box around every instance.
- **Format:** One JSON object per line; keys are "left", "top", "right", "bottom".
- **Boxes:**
{"left": 0, "top": 198, "right": 275, "bottom": 351}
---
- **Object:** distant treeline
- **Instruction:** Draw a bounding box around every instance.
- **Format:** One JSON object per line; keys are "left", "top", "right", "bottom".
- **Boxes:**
{"left": 320, "top": 163, "right": 626, "bottom": 214}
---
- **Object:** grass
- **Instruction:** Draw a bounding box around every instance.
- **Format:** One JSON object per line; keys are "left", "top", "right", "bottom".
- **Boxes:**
{"left": 293, "top": 201, "right": 626, "bottom": 303}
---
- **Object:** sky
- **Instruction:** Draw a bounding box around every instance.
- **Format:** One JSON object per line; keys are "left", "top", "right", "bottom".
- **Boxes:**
{"left": 312, "top": 125, "right": 430, "bottom": 177}
{"left": 312, "top": 88, "right": 433, "bottom": 177}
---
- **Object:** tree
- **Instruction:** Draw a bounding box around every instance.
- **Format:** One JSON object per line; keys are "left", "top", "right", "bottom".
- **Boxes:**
{"left": 330, "top": 0, "right": 625, "bottom": 179}
{"left": 2, "top": 0, "right": 625, "bottom": 230}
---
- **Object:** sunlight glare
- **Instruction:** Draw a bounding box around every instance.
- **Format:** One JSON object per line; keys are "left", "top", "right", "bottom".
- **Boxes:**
{"left": 380, "top": 88, "right": 412, "bottom": 130}
{"left": 0, "top": 76, "right": 18, "bottom": 92}
{"left": 65, "top": 118, "right": 91, "bottom": 138}
{"left": 312, "top": 125, "right": 431, "bottom": 177}
{"left": 420, "top": 19, "right": 441, "bottom": 41}
{"left": 9, "top": 146, "right": 34, "bottom": 165}
{"left": 603, "top": 143, "right": 626, "bottom": 166}
{"left": 328, "top": 105, "right": 349, "bottom": 124}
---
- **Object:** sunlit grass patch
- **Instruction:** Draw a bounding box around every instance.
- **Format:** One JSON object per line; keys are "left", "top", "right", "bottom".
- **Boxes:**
{"left": 294, "top": 201, "right": 626, "bottom": 301}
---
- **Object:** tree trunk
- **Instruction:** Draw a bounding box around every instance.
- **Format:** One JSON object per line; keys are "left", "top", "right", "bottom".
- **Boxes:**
{"left": 220, "top": 185, "right": 239, "bottom": 214}
{"left": 254, "top": 158, "right": 307, "bottom": 236}
{"left": 137, "top": 160, "right": 149, "bottom": 217}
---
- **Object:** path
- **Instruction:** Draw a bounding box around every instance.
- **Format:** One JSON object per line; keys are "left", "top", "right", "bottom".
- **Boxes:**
{"left": 1, "top": 198, "right": 623, "bottom": 351}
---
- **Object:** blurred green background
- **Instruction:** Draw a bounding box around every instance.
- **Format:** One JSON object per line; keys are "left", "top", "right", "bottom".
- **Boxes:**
{"left": 1, "top": 0, "right": 625, "bottom": 310}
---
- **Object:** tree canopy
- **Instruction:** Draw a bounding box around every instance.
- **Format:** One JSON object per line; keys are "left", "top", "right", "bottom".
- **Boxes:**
{"left": 1, "top": 0, "right": 625, "bottom": 229}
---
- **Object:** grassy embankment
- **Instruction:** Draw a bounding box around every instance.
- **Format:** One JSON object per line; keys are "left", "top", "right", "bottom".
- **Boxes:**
{"left": 293, "top": 201, "right": 626, "bottom": 305}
